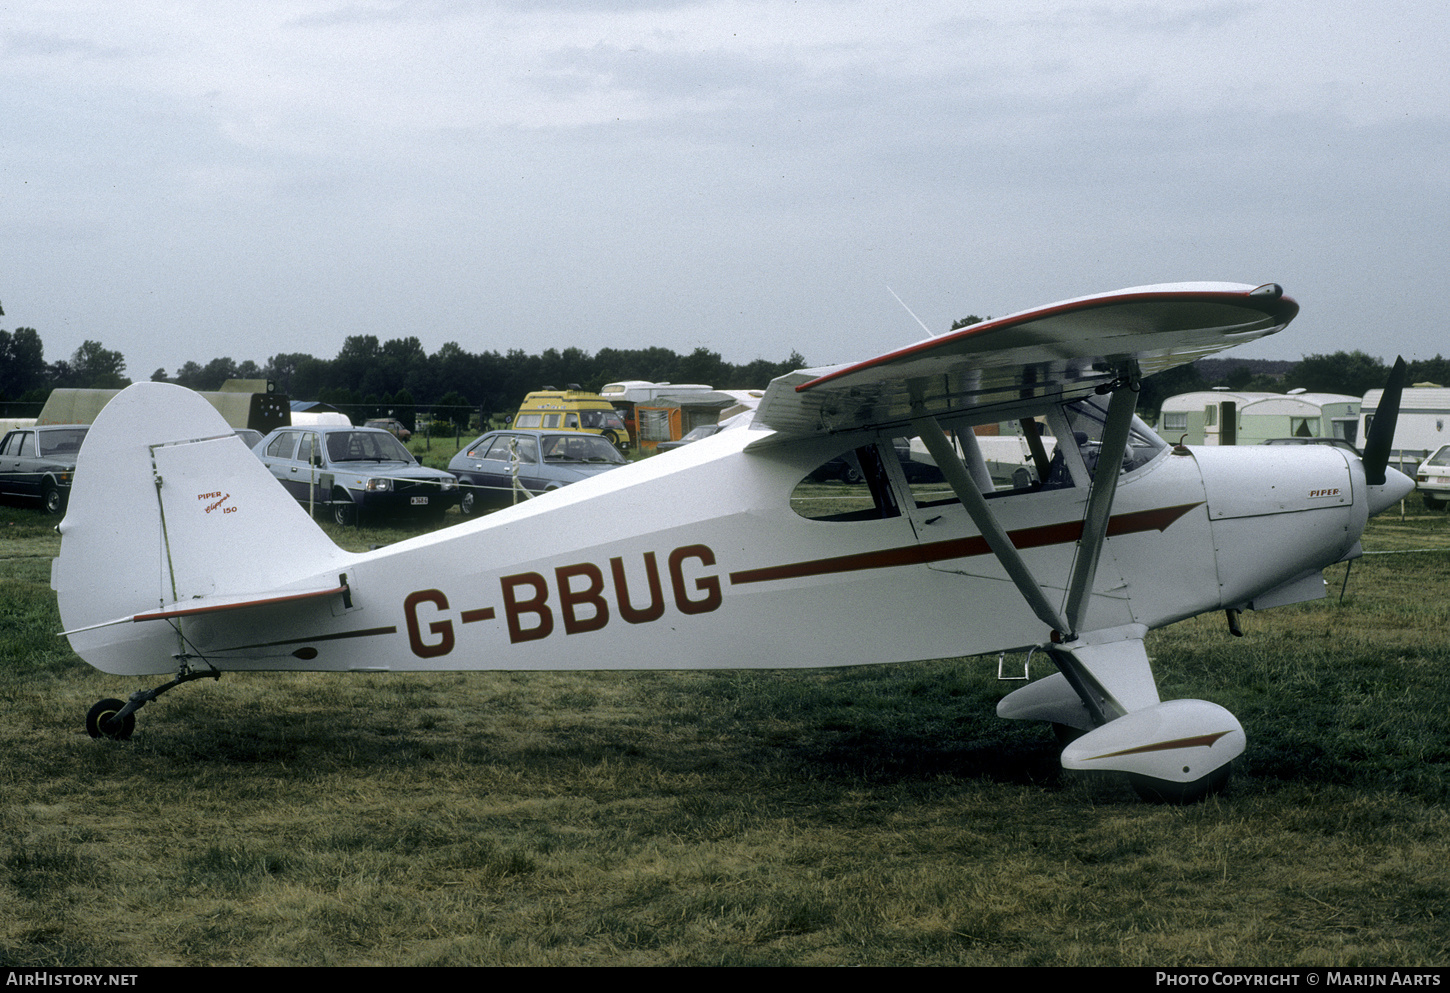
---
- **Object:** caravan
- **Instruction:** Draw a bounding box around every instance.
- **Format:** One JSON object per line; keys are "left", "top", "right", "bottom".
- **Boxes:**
{"left": 1157, "top": 390, "right": 1359, "bottom": 447}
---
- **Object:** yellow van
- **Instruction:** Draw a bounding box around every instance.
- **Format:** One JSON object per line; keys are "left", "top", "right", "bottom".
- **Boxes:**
{"left": 511, "top": 387, "right": 631, "bottom": 449}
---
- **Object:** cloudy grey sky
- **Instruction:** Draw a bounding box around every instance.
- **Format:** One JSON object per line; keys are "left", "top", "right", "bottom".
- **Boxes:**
{"left": 4, "top": 1, "right": 1447, "bottom": 385}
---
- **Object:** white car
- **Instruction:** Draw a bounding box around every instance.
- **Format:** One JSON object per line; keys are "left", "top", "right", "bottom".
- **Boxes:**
{"left": 1416, "top": 444, "right": 1450, "bottom": 509}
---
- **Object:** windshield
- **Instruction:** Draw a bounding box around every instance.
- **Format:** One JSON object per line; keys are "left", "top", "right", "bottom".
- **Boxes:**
{"left": 541, "top": 435, "right": 626, "bottom": 463}
{"left": 579, "top": 409, "right": 626, "bottom": 430}
{"left": 38, "top": 428, "right": 88, "bottom": 457}
{"left": 1062, "top": 394, "right": 1166, "bottom": 477}
{"left": 325, "top": 431, "right": 415, "bottom": 463}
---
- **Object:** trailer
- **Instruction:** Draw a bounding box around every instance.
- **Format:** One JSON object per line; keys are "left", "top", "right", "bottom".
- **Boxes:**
{"left": 1360, "top": 386, "right": 1450, "bottom": 474}
{"left": 1157, "top": 389, "right": 1359, "bottom": 446}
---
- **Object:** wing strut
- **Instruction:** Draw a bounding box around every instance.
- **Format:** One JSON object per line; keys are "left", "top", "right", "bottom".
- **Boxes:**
{"left": 911, "top": 412, "right": 1070, "bottom": 637}
{"left": 1064, "top": 374, "right": 1139, "bottom": 634}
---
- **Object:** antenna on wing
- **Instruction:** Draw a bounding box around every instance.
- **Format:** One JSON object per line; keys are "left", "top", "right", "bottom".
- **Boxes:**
{"left": 886, "top": 286, "right": 937, "bottom": 338}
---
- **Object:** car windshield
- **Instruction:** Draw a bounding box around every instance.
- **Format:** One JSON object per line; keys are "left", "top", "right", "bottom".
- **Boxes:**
{"left": 579, "top": 409, "right": 624, "bottom": 430}
{"left": 541, "top": 435, "right": 626, "bottom": 463}
{"left": 38, "top": 428, "right": 88, "bottom": 457}
{"left": 326, "top": 431, "right": 415, "bottom": 463}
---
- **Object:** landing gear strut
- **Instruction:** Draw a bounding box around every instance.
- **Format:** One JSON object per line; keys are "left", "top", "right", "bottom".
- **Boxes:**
{"left": 85, "top": 664, "right": 221, "bottom": 740}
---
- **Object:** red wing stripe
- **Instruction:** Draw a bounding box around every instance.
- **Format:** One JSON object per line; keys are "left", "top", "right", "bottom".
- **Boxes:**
{"left": 729, "top": 502, "right": 1200, "bottom": 585}
{"left": 796, "top": 289, "right": 1297, "bottom": 393}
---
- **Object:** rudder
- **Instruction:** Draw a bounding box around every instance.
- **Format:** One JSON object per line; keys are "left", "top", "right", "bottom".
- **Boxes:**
{"left": 52, "top": 383, "right": 353, "bottom": 675}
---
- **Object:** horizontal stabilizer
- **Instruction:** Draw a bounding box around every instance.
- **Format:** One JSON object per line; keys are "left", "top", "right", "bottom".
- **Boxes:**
{"left": 132, "top": 583, "right": 349, "bottom": 623}
{"left": 58, "top": 583, "right": 348, "bottom": 637}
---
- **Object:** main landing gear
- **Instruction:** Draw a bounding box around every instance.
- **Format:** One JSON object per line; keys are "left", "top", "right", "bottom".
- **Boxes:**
{"left": 84, "top": 663, "right": 221, "bottom": 740}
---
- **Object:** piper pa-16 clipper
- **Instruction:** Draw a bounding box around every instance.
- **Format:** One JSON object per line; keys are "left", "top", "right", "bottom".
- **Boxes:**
{"left": 52, "top": 282, "right": 1413, "bottom": 802}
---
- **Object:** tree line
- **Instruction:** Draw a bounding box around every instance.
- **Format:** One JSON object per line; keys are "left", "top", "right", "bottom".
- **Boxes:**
{"left": 0, "top": 327, "right": 807, "bottom": 428}
{"left": 1, "top": 324, "right": 1438, "bottom": 427}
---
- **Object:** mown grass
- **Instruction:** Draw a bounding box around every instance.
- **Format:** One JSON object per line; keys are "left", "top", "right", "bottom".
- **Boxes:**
{"left": 1, "top": 501, "right": 1448, "bottom": 966}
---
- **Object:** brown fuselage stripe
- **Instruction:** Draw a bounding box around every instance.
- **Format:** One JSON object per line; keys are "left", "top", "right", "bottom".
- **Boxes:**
{"left": 215, "top": 625, "right": 398, "bottom": 653}
{"left": 728, "top": 502, "right": 1202, "bottom": 585}
{"left": 1087, "top": 729, "right": 1234, "bottom": 759}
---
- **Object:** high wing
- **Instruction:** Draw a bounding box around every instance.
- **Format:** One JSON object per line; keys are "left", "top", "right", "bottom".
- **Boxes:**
{"left": 749, "top": 282, "right": 1297, "bottom": 443}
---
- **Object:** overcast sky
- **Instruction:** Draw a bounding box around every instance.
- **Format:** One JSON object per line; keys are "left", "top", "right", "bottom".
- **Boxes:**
{"left": 4, "top": 1, "right": 1447, "bottom": 386}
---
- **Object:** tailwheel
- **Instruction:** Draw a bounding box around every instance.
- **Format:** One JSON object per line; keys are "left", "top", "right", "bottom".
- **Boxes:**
{"left": 1127, "top": 763, "right": 1232, "bottom": 804}
{"left": 86, "top": 698, "right": 135, "bottom": 741}
{"left": 82, "top": 664, "right": 221, "bottom": 742}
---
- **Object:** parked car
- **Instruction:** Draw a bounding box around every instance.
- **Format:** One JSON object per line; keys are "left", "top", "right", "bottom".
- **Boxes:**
{"left": 1417, "top": 444, "right": 1450, "bottom": 509}
{"left": 364, "top": 417, "right": 412, "bottom": 441}
{"left": 654, "top": 424, "right": 720, "bottom": 454}
{"left": 448, "top": 429, "right": 628, "bottom": 515}
{"left": 0, "top": 424, "right": 89, "bottom": 514}
{"left": 253, "top": 425, "right": 458, "bottom": 524}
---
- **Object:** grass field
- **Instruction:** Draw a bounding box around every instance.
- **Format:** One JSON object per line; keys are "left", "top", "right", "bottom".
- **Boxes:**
{"left": 2, "top": 499, "right": 1448, "bottom": 966}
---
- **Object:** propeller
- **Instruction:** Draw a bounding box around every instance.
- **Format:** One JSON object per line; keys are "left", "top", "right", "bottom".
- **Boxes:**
{"left": 1362, "top": 356, "right": 1407, "bottom": 487}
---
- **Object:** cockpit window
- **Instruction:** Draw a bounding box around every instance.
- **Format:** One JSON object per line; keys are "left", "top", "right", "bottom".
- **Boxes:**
{"left": 791, "top": 445, "right": 902, "bottom": 521}
{"left": 904, "top": 418, "right": 1077, "bottom": 509}
{"left": 1061, "top": 394, "right": 1166, "bottom": 477}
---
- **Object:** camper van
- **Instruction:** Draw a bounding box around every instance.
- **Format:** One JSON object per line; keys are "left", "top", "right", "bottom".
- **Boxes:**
{"left": 37, "top": 380, "right": 290, "bottom": 435}
{"left": 1157, "top": 390, "right": 1359, "bottom": 447}
{"left": 511, "top": 387, "right": 631, "bottom": 449}
{"left": 599, "top": 381, "right": 713, "bottom": 446}
{"left": 1360, "top": 386, "right": 1450, "bottom": 469}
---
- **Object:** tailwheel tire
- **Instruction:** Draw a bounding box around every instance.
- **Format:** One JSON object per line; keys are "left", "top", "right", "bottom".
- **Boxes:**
{"left": 1127, "top": 763, "right": 1232, "bottom": 804}
{"left": 86, "top": 698, "right": 135, "bottom": 741}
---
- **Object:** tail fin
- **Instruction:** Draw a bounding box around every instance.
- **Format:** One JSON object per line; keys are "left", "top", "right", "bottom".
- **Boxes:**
{"left": 52, "top": 383, "right": 353, "bottom": 675}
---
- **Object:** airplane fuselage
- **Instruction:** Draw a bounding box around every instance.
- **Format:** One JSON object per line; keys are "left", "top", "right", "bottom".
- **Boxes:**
{"left": 60, "top": 417, "right": 1369, "bottom": 678}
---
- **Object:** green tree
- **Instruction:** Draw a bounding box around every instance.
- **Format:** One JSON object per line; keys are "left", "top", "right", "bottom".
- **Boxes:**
{"left": 435, "top": 390, "right": 473, "bottom": 431}
{"left": 0, "top": 327, "right": 47, "bottom": 399}
{"left": 1406, "top": 356, "right": 1450, "bottom": 387}
{"left": 390, "top": 389, "right": 417, "bottom": 433}
{"left": 1285, "top": 351, "right": 1388, "bottom": 397}
{"left": 64, "top": 340, "right": 129, "bottom": 389}
{"left": 1139, "top": 362, "right": 1209, "bottom": 423}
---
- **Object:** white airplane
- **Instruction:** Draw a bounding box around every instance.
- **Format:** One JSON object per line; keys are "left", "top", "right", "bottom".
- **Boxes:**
{"left": 51, "top": 282, "right": 1413, "bottom": 802}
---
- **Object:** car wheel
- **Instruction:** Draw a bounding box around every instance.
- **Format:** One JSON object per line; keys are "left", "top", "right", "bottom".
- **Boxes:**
{"left": 1424, "top": 494, "right": 1442, "bottom": 510}
{"left": 43, "top": 482, "right": 66, "bottom": 515}
{"left": 331, "top": 493, "right": 357, "bottom": 525}
{"left": 459, "top": 489, "right": 477, "bottom": 516}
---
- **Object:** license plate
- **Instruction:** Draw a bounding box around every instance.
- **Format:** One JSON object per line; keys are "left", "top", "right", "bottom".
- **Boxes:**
{"left": 411, "top": 496, "right": 429, "bottom": 505}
